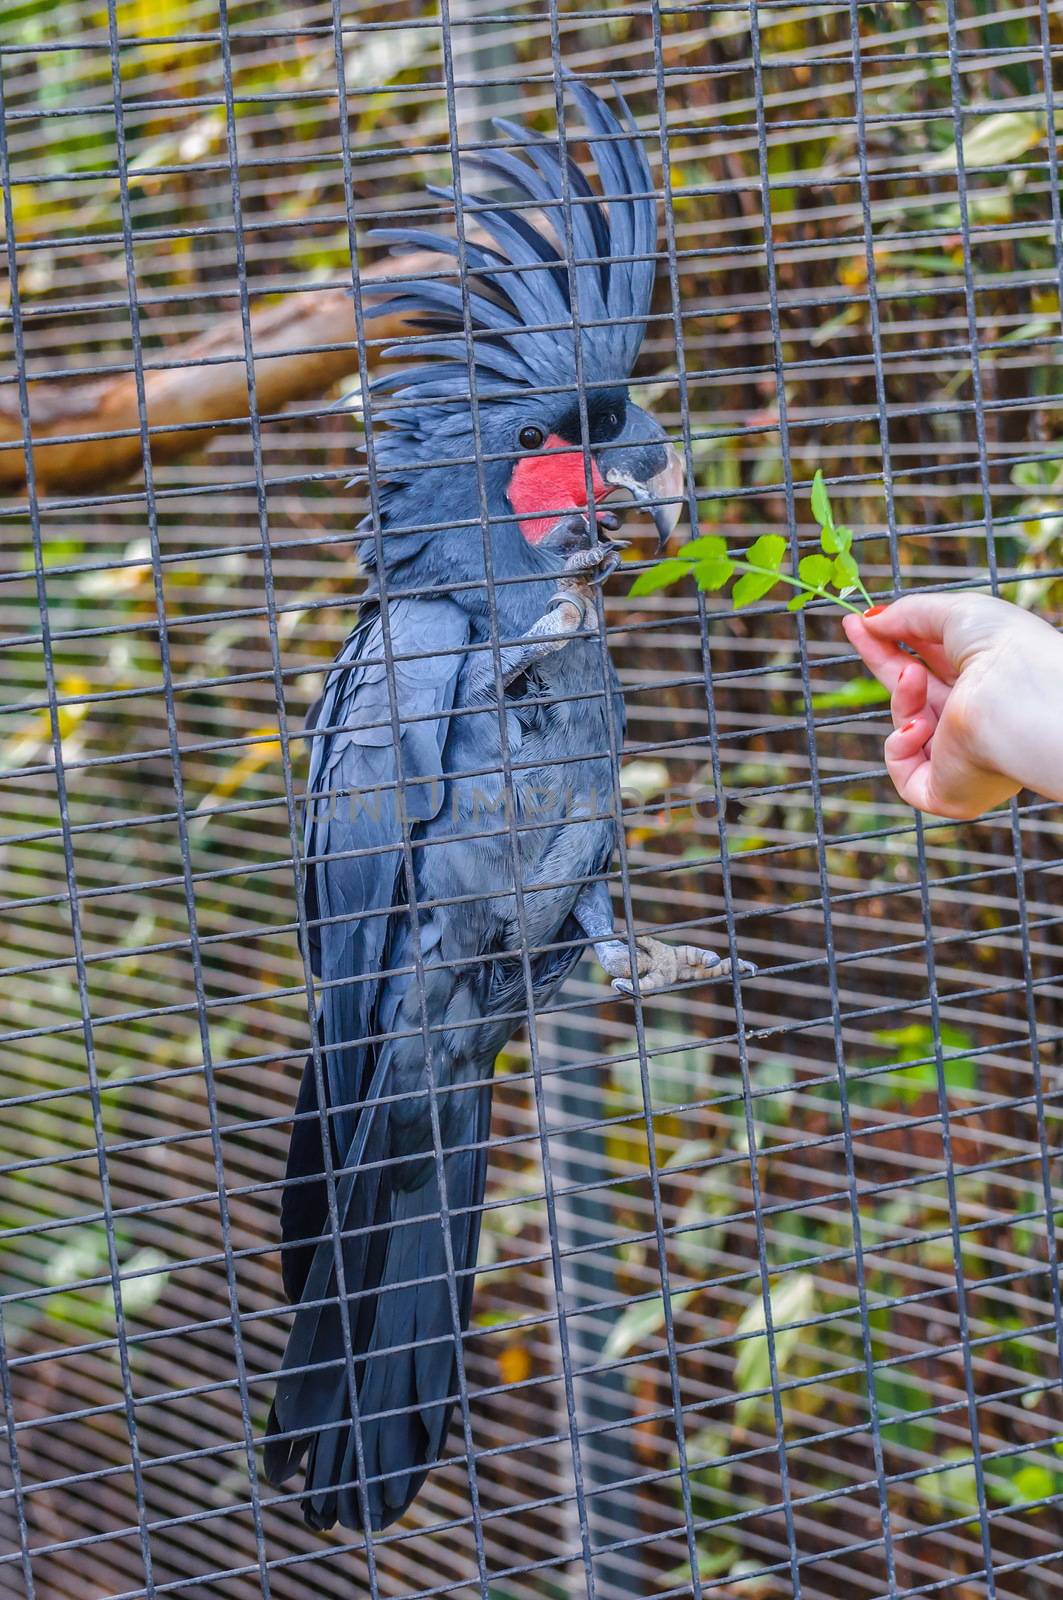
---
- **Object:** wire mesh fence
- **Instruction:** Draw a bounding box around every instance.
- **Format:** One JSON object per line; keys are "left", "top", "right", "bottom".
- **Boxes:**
{"left": 2, "top": 2, "right": 1062, "bottom": 1598}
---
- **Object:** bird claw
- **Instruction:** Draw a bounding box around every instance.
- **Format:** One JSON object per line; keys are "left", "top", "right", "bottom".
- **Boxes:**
{"left": 555, "top": 539, "right": 623, "bottom": 604}
{"left": 541, "top": 511, "right": 625, "bottom": 593}
{"left": 542, "top": 542, "right": 614, "bottom": 627}
{"left": 540, "top": 507, "right": 621, "bottom": 558}
{"left": 597, "top": 935, "right": 757, "bottom": 997}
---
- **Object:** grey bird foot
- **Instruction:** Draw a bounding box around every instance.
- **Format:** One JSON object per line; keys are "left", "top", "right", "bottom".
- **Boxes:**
{"left": 543, "top": 510, "right": 626, "bottom": 595}
{"left": 540, "top": 507, "right": 621, "bottom": 561}
{"left": 595, "top": 934, "right": 757, "bottom": 997}
{"left": 558, "top": 538, "right": 624, "bottom": 591}
{"left": 533, "top": 539, "right": 615, "bottom": 642}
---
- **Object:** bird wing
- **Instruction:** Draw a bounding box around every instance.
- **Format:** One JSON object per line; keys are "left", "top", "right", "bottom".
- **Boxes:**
{"left": 277, "top": 595, "right": 469, "bottom": 1309}
{"left": 303, "top": 594, "right": 470, "bottom": 1153}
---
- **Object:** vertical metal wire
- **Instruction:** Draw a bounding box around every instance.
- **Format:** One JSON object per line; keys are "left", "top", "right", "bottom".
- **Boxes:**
{"left": 0, "top": 1308, "right": 36, "bottom": 1600}
{"left": 780, "top": 5, "right": 912, "bottom": 1588}
{"left": 0, "top": 62, "right": 159, "bottom": 1600}
{"left": 433, "top": 8, "right": 599, "bottom": 1588}
{"left": 542, "top": 31, "right": 708, "bottom": 1598}
{"left": 935, "top": 2, "right": 1043, "bottom": 1586}
{"left": 1012, "top": 0, "right": 1063, "bottom": 1405}
{"left": 100, "top": 7, "right": 273, "bottom": 1590}
{"left": 213, "top": 0, "right": 386, "bottom": 1569}
{"left": 328, "top": 12, "right": 494, "bottom": 1587}
{"left": 641, "top": 28, "right": 765, "bottom": 1588}
{"left": 740, "top": 5, "right": 828, "bottom": 1586}
{"left": 307, "top": 6, "right": 419, "bottom": 1565}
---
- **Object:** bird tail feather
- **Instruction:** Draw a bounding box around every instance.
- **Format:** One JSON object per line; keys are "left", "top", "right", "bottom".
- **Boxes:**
{"left": 264, "top": 1066, "right": 490, "bottom": 1532}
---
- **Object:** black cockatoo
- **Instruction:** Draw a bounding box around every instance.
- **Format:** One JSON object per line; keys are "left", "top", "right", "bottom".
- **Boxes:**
{"left": 264, "top": 77, "right": 752, "bottom": 1532}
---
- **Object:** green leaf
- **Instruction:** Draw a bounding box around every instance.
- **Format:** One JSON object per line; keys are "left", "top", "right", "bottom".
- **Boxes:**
{"left": 811, "top": 677, "right": 890, "bottom": 710}
{"left": 629, "top": 558, "right": 691, "bottom": 596}
{"left": 733, "top": 1272, "right": 815, "bottom": 1425}
{"left": 831, "top": 551, "right": 861, "bottom": 591}
{"left": 679, "top": 535, "right": 729, "bottom": 562}
{"left": 674, "top": 1161, "right": 742, "bottom": 1262}
{"left": 798, "top": 552, "right": 833, "bottom": 587}
{"left": 874, "top": 1367, "right": 935, "bottom": 1456}
{"left": 46, "top": 1226, "right": 110, "bottom": 1290}
{"left": 822, "top": 521, "right": 853, "bottom": 557}
{"left": 686, "top": 1424, "right": 734, "bottom": 1492}
{"left": 732, "top": 569, "right": 781, "bottom": 608}
{"left": 787, "top": 590, "right": 814, "bottom": 611}
{"left": 872, "top": 1022, "right": 977, "bottom": 1103}
{"left": 1003, "top": 314, "right": 1057, "bottom": 347}
{"left": 663, "top": 1138, "right": 716, "bottom": 1173}
{"left": 694, "top": 554, "right": 734, "bottom": 592}
{"left": 620, "top": 759, "right": 671, "bottom": 802}
{"left": 752, "top": 1055, "right": 797, "bottom": 1122}
{"left": 934, "top": 1452, "right": 986, "bottom": 1510}
{"left": 474, "top": 1309, "right": 513, "bottom": 1329}
{"left": 1011, "top": 460, "right": 1054, "bottom": 490}
{"left": 745, "top": 534, "right": 787, "bottom": 572}
{"left": 926, "top": 109, "right": 1045, "bottom": 174}
{"left": 810, "top": 469, "right": 833, "bottom": 528}
{"left": 120, "top": 1248, "right": 170, "bottom": 1319}
{"left": 604, "top": 1288, "right": 697, "bottom": 1362}
{"left": 875, "top": 1022, "right": 934, "bottom": 1053}
{"left": 1010, "top": 1463, "right": 1057, "bottom": 1506}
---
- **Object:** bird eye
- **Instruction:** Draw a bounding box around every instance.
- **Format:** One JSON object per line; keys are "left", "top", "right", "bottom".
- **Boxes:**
{"left": 605, "top": 411, "right": 618, "bottom": 432}
{"left": 518, "top": 425, "right": 545, "bottom": 450}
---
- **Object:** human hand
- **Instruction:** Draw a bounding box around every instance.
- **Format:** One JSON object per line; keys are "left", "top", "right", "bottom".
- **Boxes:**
{"left": 842, "top": 592, "right": 1063, "bottom": 819}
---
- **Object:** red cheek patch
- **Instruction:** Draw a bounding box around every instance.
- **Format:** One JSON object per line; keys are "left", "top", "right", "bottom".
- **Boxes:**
{"left": 508, "top": 433, "right": 609, "bottom": 543}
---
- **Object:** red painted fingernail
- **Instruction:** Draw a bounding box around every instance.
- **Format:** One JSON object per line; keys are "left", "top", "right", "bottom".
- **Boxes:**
{"left": 901, "top": 720, "right": 917, "bottom": 733}
{"left": 864, "top": 604, "right": 888, "bottom": 617}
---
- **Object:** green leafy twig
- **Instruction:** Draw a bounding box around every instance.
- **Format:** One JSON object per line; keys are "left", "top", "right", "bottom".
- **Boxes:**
{"left": 630, "top": 470, "right": 874, "bottom": 614}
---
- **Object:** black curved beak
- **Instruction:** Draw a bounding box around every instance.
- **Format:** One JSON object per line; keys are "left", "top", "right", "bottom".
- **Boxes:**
{"left": 596, "top": 406, "right": 685, "bottom": 550}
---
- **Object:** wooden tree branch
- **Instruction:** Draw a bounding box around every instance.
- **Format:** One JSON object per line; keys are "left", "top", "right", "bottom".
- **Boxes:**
{"left": 0, "top": 258, "right": 427, "bottom": 498}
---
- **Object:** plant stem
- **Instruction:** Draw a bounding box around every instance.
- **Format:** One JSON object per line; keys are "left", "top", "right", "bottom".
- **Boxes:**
{"left": 851, "top": 574, "right": 874, "bottom": 608}
{"left": 730, "top": 560, "right": 867, "bottom": 615}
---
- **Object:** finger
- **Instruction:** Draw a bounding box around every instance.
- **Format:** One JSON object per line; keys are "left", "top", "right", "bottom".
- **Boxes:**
{"left": 862, "top": 595, "right": 954, "bottom": 644}
{"left": 862, "top": 599, "right": 957, "bottom": 682}
{"left": 844, "top": 614, "right": 952, "bottom": 712}
{"left": 905, "top": 636, "right": 956, "bottom": 685}
{"left": 842, "top": 613, "right": 913, "bottom": 692}
{"left": 890, "top": 659, "right": 929, "bottom": 728}
{"left": 883, "top": 715, "right": 1021, "bottom": 819}
{"left": 921, "top": 671, "right": 951, "bottom": 719}
{"left": 890, "top": 659, "right": 951, "bottom": 726}
{"left": 882, "top": 714, "right": 935, "bottom": 806}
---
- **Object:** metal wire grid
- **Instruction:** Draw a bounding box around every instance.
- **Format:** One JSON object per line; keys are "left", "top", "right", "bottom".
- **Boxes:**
{"left": 2, "top": 2, "right": 1063, "bottom": 1598}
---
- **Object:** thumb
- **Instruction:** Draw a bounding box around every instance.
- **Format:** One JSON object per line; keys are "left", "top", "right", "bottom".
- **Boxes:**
{"left": 861, "top": 594, "right": 956, "bottom": 646}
